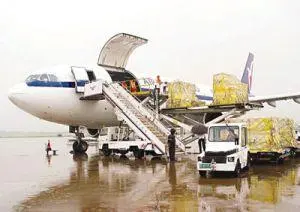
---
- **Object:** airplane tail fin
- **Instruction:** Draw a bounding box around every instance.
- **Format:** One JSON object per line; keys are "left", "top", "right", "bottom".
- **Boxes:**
{"left": 241, "top": 52, "right": 254, "bottom": 94}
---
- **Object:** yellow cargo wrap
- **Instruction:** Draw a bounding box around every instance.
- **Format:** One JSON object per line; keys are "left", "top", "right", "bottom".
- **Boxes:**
{"left": 213, "top": 73, "right": 249, "bottom": 105}
{"left": 231, "top": 117, "right": 296, "bottom": 153}
{"left": 249, "top": 168, "right": 296, "bottom": 203}
{"left": 166, "top": 81, "right": 205, "bottom": 108}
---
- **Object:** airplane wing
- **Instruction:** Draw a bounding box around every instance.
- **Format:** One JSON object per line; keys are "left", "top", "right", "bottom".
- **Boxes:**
{"left": 249, "top": 92, "right": 300, "bottom": 107}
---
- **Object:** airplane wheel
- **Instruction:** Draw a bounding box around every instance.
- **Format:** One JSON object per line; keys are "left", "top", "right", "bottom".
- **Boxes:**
{"left": 80, "top": 141, "right": 88, "bottom": 152}
{"left": 73, "top": 141, "right": 80, "bottom": 152}
{"left": 73, "top": 141, "right": 88, "bottom": 153}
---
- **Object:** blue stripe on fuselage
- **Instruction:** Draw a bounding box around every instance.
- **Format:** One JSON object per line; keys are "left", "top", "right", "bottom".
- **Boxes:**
{"left": 196, "top": 95, "right": 213, "bottom": 101}
{"left": 27, "top": 81, "right": 214, "bottom": 101}
{"left": 26, "top": 80, "right": 88, "bottom": 87}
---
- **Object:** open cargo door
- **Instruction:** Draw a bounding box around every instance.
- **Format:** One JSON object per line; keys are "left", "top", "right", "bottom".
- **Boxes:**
{"left": 97, "top": 33, "right": 147, "bottom": 85}
{"left": 98, "top": 33, "right": 148, "bottom": 71}
{"left": 71, "top": 67, "right": 89, "bottom": 93}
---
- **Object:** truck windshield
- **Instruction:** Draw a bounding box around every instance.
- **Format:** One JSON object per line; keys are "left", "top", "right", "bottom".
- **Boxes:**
{"left": 208, "top": 126, "right": 239, "bottom": 142}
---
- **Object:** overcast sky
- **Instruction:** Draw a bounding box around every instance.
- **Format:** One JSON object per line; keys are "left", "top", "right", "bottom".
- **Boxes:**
{"left": 1, "top": 0, "right": 299, "bottom": 131}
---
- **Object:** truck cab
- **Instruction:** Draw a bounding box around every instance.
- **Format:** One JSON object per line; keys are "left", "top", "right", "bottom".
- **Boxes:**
{"left": 197, "top": 123, "right": 250, "bottom": 177}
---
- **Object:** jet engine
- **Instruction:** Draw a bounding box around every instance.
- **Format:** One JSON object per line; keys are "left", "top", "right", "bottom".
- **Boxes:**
{"left": 87, "top": 128, "right": 100, "bottom": 138}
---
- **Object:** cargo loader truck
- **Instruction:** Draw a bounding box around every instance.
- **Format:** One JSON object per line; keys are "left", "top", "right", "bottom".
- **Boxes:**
{"left": 197, "top": 123, "right": 250, "bottom": 177}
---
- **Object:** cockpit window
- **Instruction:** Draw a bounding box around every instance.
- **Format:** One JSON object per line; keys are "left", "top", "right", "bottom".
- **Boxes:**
{"left": 40, "top": 74, "right": 49, "bottom": 82}
{"left": 48, "top": 74, "right": 58, "bottom": 82}
{"left": 26, "top": 74, "right": 40, "bottom": 82}
{"left": 26, "top": 74, "right": 59, "bottom": 83}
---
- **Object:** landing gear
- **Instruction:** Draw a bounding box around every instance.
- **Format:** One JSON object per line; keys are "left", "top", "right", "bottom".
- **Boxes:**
{"left": 72, "top": 132, "right": 89, "bottom": 154}
{"left": 73, "top": 140, "right": 89, "bottom": 153}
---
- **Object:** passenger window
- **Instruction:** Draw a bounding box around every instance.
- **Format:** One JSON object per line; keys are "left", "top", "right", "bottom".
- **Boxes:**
{"left": 241, "top": 127, "right": 247, "bottom": 146}
{"left": 40, "top": 74, "right": 49, "bottom": 82}
{"left": 49, "top": 74, "right": 58, "bottom": 82}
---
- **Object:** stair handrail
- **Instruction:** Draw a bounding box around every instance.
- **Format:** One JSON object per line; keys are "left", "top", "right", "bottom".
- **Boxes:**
{"left": 102, "top": 83, "right": 166, "bottom": 154}
{"left": 110, "top": 82, "right": 186, "bottom": 152}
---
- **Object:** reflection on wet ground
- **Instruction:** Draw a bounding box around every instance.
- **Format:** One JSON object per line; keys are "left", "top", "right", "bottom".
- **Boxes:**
{"left": 1, "top": 138, "right": 300, "bottom": 211}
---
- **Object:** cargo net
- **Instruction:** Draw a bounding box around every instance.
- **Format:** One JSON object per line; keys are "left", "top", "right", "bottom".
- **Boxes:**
{"left": 166, "top": 81, "right": 205, "bottom": 108}
{"left": 213, "top": 73, "right": 249, "bottom": 105}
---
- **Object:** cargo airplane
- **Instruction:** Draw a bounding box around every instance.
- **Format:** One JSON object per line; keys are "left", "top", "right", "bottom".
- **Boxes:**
{"left": 8, "top": 33, "right": 300, "bottom": 153}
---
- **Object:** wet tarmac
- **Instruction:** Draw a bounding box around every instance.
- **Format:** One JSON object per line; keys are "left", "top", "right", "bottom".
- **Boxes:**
{"left": 1, "top": 137, "right": 300, "bottom": 211}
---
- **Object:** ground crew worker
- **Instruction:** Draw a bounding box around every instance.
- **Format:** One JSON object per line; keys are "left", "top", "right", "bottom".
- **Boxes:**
{"left": 162, "top": 81, "right": 168, "bottom": 94}
{"left": 156, "top": 75, "right": 162, "bottom": 86}
{"left": 168, "top": 128, "right": 176, "bottom": 162}
{"left": 198, "top": 136, "right": 206, "bottom": 153}
{"left": 46, "top": 140, "right": 52, "bottom": 155}
{"left": 155, "top": 75, "right": 162, "bottom": 94}
{"left": 130, "top": 80, "right": 137, "bottom": 93}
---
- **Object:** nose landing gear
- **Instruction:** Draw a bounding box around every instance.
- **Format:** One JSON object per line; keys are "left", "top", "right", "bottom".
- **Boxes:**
{"left": 72, "top": 132, "right": 89, "bottom": 154}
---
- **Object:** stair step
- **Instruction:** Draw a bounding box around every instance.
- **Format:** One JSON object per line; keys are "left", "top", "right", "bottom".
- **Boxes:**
{"left": 104, "top": 83, "right": 186, "bottom": 154}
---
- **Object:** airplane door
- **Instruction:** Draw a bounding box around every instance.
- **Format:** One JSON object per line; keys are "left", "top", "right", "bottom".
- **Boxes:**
{"left": 71, "top": 67, "right": 89, "bottom": 93}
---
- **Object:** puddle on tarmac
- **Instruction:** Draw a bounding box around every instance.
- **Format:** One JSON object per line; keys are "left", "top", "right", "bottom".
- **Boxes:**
{"left": 0, "top": 137, "right": 300, "bottom": 211}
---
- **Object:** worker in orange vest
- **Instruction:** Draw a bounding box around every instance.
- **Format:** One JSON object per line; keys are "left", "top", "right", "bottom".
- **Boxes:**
{"left": 46, "top": 140, "right": 52, "bottom": 155}
{"left": 156, "top": 75, "right": 162, "bottom": 85}
{"left": 130, "top": 80, "right": 137, "bottom": 93}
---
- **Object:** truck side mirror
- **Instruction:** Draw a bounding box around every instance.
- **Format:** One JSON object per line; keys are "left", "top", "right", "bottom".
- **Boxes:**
{"left": 235, "top": 137, "right": 239, "bottom": 145}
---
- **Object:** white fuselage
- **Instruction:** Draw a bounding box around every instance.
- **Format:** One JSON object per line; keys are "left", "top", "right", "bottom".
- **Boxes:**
{"left": 8, "top": 65, "right": 119, "bottom": 129}
{"left": 8, "top": 65, "right": 215, "bottom": 130}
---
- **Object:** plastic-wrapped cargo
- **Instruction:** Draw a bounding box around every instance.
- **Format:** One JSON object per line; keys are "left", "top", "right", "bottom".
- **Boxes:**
{"left": 213, "top": 73, "right": 249, "bottom": 105}
{"left": 230, "top": 117, "right": 297, "bottom": 153}
{"left": 166, "top": 81, "right": 205, "bottom": 108}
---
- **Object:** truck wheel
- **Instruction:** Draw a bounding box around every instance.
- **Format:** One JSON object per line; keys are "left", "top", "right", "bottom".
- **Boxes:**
{"left": 133, "top": 149, "right": 144, "bottom": 159}
{"left": 290, "top": 149, "right": 296, "bottom": 158}
{"left": 102, "top": 149, "right": 112, "bottom": 157}
{"left": 199, "top": 171, "right": 206, "bottom": 177}
{"left": 234, "top": 161, "right": 241, "bottom": 177}
{"left": 245, "top": 155, "right": 251, "bottom": 170}
{"left": 276, "top": 158, "right": 284, "bottom": 164}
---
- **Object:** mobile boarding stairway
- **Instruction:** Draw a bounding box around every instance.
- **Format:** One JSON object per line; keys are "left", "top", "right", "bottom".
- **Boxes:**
{"left": 84, "top": 81, "right": 186, "bottom": 156}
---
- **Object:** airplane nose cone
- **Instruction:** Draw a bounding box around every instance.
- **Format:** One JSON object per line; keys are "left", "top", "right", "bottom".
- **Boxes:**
{"left": 8, "top": 83, "right": 26, "bottom": 105}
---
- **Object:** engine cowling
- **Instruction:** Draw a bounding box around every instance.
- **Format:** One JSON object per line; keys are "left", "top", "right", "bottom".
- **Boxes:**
{"left": 87, "top": 128, "right": 100, "bottom": 138}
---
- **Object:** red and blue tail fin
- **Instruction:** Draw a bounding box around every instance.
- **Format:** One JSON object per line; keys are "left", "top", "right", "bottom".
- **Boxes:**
{"left": 241, "top": 52, "right": 254, "bottom": 94}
